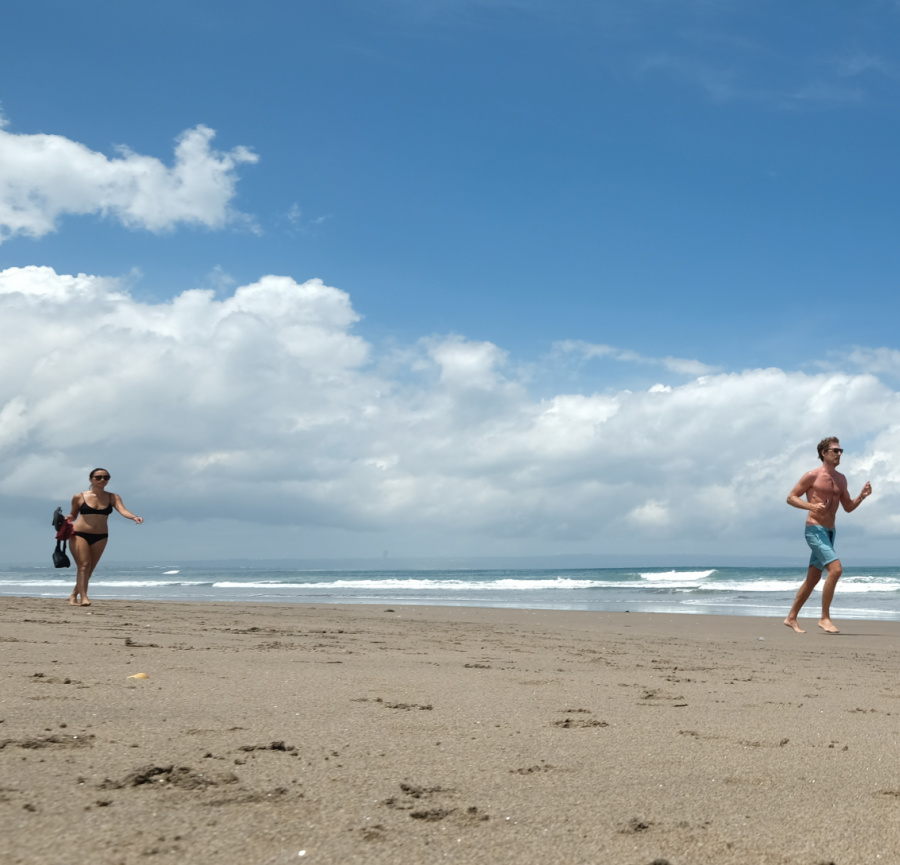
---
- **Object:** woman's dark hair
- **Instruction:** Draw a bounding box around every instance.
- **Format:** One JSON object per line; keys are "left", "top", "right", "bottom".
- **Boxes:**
{"left": 89, "top": 467, "right": 110, "bottom": 479}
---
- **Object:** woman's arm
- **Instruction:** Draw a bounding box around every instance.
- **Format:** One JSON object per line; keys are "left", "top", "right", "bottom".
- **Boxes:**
{"left": 112, "top": 493, "right": 143, "bottom": 524}
{"left": 66, "top": 493, "right": 82, "bottom": 522}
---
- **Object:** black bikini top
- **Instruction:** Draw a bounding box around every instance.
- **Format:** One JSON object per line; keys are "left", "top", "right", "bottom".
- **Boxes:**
{"left": 79, "top": 495, "right": 113, "bottom": 516}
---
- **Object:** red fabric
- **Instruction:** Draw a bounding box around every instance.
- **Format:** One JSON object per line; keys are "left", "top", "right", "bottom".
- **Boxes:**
{"left": 56, "top": 520, "right": 75, "bottom": 541}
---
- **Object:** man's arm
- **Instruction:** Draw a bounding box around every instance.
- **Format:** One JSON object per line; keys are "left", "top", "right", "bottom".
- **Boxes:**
{"left": 786, "top": 472, "right": 821, "bottom": 514}
{"left": 787, "top": 472, "right": 818, "bottom": 511}
{"left": 841, "top": 481, "right": 873, "bottom": 513}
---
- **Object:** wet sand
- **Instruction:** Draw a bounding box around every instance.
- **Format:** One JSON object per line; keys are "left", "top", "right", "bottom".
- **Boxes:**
{"left": 3, "top": 597, "right": 900, "bottom": 864}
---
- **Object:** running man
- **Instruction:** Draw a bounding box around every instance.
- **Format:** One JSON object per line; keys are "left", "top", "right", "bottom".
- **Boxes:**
{"left": 784, "top": 437, "right": 872, "bottom": 634}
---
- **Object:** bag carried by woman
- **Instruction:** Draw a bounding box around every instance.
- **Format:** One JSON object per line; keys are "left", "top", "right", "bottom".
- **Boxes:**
{"left": 52, "top": 507, "right": 74, "bottom": 568}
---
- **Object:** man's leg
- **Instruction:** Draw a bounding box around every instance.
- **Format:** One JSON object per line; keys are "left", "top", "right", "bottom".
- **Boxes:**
{"left": 784, "top": 565, "right": 823, "bottom": 633}
{"left": 818, "top": 558, "right": 843, "bottom": 634}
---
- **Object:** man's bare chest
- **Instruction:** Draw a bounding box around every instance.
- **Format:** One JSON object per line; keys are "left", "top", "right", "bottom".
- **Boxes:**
{"left": 810, "top": 471, "right": 842, "bottom": 498}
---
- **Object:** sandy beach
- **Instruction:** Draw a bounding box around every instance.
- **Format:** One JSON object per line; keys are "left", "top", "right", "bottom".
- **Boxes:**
{"left": 3, "top": 598, "right": 900, "bottom": 864}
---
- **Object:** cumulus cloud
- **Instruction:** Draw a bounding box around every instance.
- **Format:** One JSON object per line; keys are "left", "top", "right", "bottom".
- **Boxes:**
{"left": 3, "top": 265, "right": 899, "bottom": 558}
{"left": 0, "top": 120, "right": 257, "bottom": 242}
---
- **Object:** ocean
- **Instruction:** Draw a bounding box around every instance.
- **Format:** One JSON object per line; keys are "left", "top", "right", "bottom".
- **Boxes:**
{"left": 3, "top": 564, "right": 900, "bottom": 620}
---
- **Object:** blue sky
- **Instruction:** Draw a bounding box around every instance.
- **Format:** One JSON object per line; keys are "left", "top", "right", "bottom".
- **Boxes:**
{"left": 2, "top": 1, "right": 900, "bottom": 562}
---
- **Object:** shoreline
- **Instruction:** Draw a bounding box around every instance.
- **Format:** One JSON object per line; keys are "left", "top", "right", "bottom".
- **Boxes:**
{"left": 4, "top": 592, "right": 899, "bottom": 628}
{"left": 4, "top": 597, "right": 900, "bottom": 864}
{"left": 5, "top": 591, "right": 900, "bottom": 624}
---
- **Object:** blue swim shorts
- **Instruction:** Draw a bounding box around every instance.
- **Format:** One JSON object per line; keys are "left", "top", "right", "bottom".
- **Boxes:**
{"left": 805, "top": 525, "right": 838, "bottom": 570}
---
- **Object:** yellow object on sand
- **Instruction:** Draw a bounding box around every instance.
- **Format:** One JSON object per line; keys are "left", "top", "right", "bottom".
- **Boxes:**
{"left": 127, "top": 673, "right": 149, "bottom": 679}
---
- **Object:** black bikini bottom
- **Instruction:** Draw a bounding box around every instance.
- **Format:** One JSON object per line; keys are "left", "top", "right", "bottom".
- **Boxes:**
{"left": 73, "top": 532, "right": 109, "bottom": 546}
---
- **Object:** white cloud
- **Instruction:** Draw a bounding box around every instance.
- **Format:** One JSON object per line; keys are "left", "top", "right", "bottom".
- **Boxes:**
{"left": 0, "top": 396, "right": 28, "bottom": 448}
{"left": 554, "top": 339, "right": 720, "bottom": 375}
{"left": 3, "top": 265, "right": 899, "bottom": 558}
{"left": 0, "top": 120, "right": 258, "bottom": 242}
{"left": 836, "top": 52, "right": 892, "bottom": 79}
{"left": 283, "top": 202, "right": 331, "bottom": 235}
{"left": 629, "top": 499, "right": 670, "bottom": 528}
{"left": 286, "top": 203, "right": 303, "bottom": 227}
{"left": 636, "top": 52, "right": 739, "bottom": 103}
{"left": 844, "top": 347, "right": 900, "bottom": 376}
{"left": 426, "top": 335, "right": 509, "bottom": 389}
{"left": 787, "top": 80, "right": 864, "bottom": 106}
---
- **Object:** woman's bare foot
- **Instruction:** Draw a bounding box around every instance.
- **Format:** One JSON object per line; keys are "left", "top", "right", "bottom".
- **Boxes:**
{"left": 68, "top": 593, "right": 81, "bottom": 606}
{"left": 818, "top": 619, "right": 839, "bottom": 634}
{"left": 784, "top": 618, "right": 805, "bottom": 633}
{"left": 80, "top": 597, "right": 92, "bottom": 607}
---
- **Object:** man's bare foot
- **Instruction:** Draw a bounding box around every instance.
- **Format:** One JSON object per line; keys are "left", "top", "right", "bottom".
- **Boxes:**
{"left": 818, "top": 619, "right": 839, "bottom": 634}
{"left": 784, "top": 618, "right": 805, "bottom": 633}
{"left": 68, "top": 593, "right": 80, "bottom": 606}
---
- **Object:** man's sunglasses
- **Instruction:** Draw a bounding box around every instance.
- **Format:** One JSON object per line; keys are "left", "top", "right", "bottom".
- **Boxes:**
{"left": 825, "top": 448, "right": 843, "bottom": 454}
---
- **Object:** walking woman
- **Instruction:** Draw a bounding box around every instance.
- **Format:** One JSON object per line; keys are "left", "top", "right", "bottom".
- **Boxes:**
{"left": 65, "top": 468, "right": 143, "bottom": 606}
